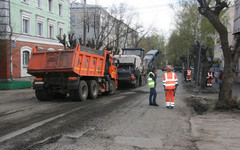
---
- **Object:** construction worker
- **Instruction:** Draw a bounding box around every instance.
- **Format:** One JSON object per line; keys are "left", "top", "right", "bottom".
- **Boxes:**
{"left": 218, "top": 70, "right": 223, "bottom": 89}
{"left": 163, "top": 66, "right": 178, "bottom": 109}
{"left": 186, "top": 67, "right": 191, "bottom": 82}
{"left": 206, "top": 70, "right": 213, "bottom": 87}
{"left": 148, "top": 67, "right": 159, "bottom": 106}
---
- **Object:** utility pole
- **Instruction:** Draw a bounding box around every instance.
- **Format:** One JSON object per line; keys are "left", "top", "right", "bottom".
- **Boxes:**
{"left": 83, "top": 0, "right": 86, "bottom": 46}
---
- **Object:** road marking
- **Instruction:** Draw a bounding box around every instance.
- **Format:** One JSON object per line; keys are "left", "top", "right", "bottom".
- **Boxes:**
{"left": 0, "top": 88, "right": 134, "bottom": 143}
{"left": 0, "top": 107, "right": 82, "bottom": 143}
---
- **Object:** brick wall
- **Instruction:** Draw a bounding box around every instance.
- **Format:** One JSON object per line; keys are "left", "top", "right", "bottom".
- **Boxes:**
{"left": 0, "top": 39, "right": 64, "bottom": 79}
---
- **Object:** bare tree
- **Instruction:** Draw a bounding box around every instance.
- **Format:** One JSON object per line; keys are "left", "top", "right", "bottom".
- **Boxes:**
{"left": 57, "top": 34, "right": 67, "bottom": 50}
{"left": 57, "top": 32, "right": 77, "bottom": 50}
{"left": 191, "top": 41, "right": 214, "bottom": 88}
{"left": 75, "top": 3, "right": 149, "bottom": 53}
{"left": 197, "top": 0, "right": 240, "bottom": 108}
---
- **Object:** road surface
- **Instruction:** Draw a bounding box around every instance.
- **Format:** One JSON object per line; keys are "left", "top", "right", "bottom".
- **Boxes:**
{"left": 0, "top": 71, "right": 197, "bottom": 150}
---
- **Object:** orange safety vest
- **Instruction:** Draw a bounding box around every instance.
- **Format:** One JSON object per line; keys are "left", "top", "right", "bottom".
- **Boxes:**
{"left": 187, "top": 69, "right": 191, "bottom": 75}
{"left": 163, "top": 72, "right": 178, "bottom": 90}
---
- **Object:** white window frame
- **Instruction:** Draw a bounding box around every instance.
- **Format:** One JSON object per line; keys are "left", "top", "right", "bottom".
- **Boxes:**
{"left": 48, "top": 19, "right": 55, "bottom": 39}
{"left": 36, "top": 16, "right": 44, "bottom": 37}
{"left": 20, "top": 46, "right": 32, "bottom": 77}
{"left": 58, "top": 22, "right": 64, "bottom": 37}
{"left": 21, "top": 46, "right": 32, "bottom": 68}
{"left": 37, "top": 0, "right": 43, "bottom": 9}
{"left": 59, "top": 2, "right": 63, "bottom": 16}
{"left": 37, "top": 22, "right": 43, "bottom": 37}
{"left": 22, "top": 11, "right": 31, "bottom": 35}
{"left": 22, "top": 51, "right": 30, "bottom": 68}
{"left": 48, "top": 0, "right": 54, "bottom": 13}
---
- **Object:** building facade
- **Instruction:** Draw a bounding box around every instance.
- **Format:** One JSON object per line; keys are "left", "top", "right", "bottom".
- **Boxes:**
{"left": 70, "top": 2, "right": 138, "bottom": 53}
{"left": 234, "top": 0, "right": 240, "bottom": 81}
{"left": 234, "top": 0, "right": 240, "bottom": 34}
{"left": 0, "top": 0, "right": 70, "bottom": 79}
{"left": 214, "top": 6, "right": 235, "bottom": 71}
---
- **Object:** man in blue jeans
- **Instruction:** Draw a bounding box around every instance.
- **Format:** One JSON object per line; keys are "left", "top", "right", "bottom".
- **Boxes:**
{"left": 148, "top": 67, "right": 158, "bottom": 106}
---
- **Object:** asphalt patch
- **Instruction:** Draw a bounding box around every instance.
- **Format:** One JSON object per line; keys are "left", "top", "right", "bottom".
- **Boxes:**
{"left": 185, "top": 97, "right": 209, "bottom": 115}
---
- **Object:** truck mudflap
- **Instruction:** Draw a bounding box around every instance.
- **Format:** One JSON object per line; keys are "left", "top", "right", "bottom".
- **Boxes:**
{"left": 33, "top": 81, "right": 44, "bottom": 90}
{"left": 67, "top": 77, "right": 80, "bottom": 89}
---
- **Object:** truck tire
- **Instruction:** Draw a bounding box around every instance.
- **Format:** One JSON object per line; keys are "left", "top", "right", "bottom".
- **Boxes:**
{"left": 108, "top": 80, "right": 116, "bottom": 94}
{"left": 75, "top": 80, "right": 88, "bottom": 101}
{"left": 87, "top": 80, "right": 98, "bottom": 99}
{"left": 35, "top": 89, "right": 49, "bottom": 101}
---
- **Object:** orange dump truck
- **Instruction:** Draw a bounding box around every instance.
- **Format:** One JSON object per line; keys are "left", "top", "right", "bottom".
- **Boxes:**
{"left": 27, "top": 45, "right": 118, "bottom": 101}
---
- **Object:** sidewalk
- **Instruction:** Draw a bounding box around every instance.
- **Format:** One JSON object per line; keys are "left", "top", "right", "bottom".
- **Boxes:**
{"left": 199, "top": 80, "right": 240, "bottom": 99}
{"left": 233, "top": 81, "right": 240, "bottom": 99}
{"left": 190, "top": 80, "right": 240, "bottom": 150}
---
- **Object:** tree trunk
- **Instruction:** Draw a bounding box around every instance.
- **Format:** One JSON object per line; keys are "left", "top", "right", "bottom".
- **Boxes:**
{"left": 193, "top": 55, "right": 198, "bottom": 82}
{"left": 197, "top": 1, "right": 234, "bottom": 108}
{"left": 217, "top": 25, "right": 234, "bottom": 105}
{"left": 218, "top": 62, "right": 234, "bottom": 106}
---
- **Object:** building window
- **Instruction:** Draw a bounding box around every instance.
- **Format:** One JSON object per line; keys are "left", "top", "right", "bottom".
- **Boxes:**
{"left": 59, "top": 3, "right": 63, "bottom": 16}
{"left": 235, "top": 6, "right": 238, "bottom": 19}
{"left": 23, "top": 18, "right": 30, "bottom": 34}
{"left": 37, "top": 22, "right": 43, "bottom": 36}
{"left": 59, "top": 28, "right": 63, "bottom": 37}
{"left": 37, "top": 0, "right": 42, "bottom": 8}
{"left": 48, "top": 19, "right": 55, "bottom": 38}
{"left": 22, "top": 51, "right": 30, "bottom": 68}
{"left": 71, "top": 15, "right": 76, "bottom": 25}
{"left": 48, "top": 0, "right": 53, "bottom": 12}
{"left": 49, "top": 25, "right": 54, "bottom": 38}
{"left": 58, "top": 22, "right": 64, "bottom": 37}
{"left": 36, "top": 15, "right": 44, "bottom": 37}
{"left": 22, "top": 11, "right": 31, "bottom": 35}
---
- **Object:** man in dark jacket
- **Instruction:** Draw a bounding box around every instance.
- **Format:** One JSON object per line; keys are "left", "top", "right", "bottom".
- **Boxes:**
{"left": 148, "top": 67, "right": 158, "bottom": 106}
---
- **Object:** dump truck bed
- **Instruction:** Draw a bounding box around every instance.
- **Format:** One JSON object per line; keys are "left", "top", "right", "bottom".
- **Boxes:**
{"left": 27, "top": 45, "right": 106, "bottom": 77}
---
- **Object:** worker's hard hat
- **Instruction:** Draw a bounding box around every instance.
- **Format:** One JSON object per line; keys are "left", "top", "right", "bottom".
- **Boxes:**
{"left": 166, "top": 66, "right": 171, "bottom": 71}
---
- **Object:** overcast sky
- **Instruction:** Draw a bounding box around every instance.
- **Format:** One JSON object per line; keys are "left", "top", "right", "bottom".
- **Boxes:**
{"left": 77, "top": 0, "right": 176, "bottom": 34}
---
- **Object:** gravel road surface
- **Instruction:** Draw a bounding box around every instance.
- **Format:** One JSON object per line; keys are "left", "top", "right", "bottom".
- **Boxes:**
{"left": 0, "top": 71, "right": 197, "bottom": 150}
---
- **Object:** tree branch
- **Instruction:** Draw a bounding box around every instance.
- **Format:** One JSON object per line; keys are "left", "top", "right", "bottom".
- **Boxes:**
{"left": 213, "top": 0, "right": 228, "bottom": 16}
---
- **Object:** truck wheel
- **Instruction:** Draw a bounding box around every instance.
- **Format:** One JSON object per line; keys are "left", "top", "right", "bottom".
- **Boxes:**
{"left": 87, "top": 80, "right": 98, "bottom": 99}
{"left": 69, "top": 90, "right": 77, "bottom": 101}
{"left": 108, "top": 80, "right": 116, "bottom": 94}
{"left": 35, "top": 89, "right": 49, "bottom": 101}
{"left": 75, "top": 80, "right": 88, "bottom": 101}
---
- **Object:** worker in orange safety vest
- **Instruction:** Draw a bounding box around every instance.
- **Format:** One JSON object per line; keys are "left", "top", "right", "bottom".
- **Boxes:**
{"left": 186, "top": 68, "right": 191, "bottom": 82}
{"left": 163, "top": 66, "right": 178, "bottom": 109}
{"left": 206, "top": 70, "right": 213, "bottom": 87}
